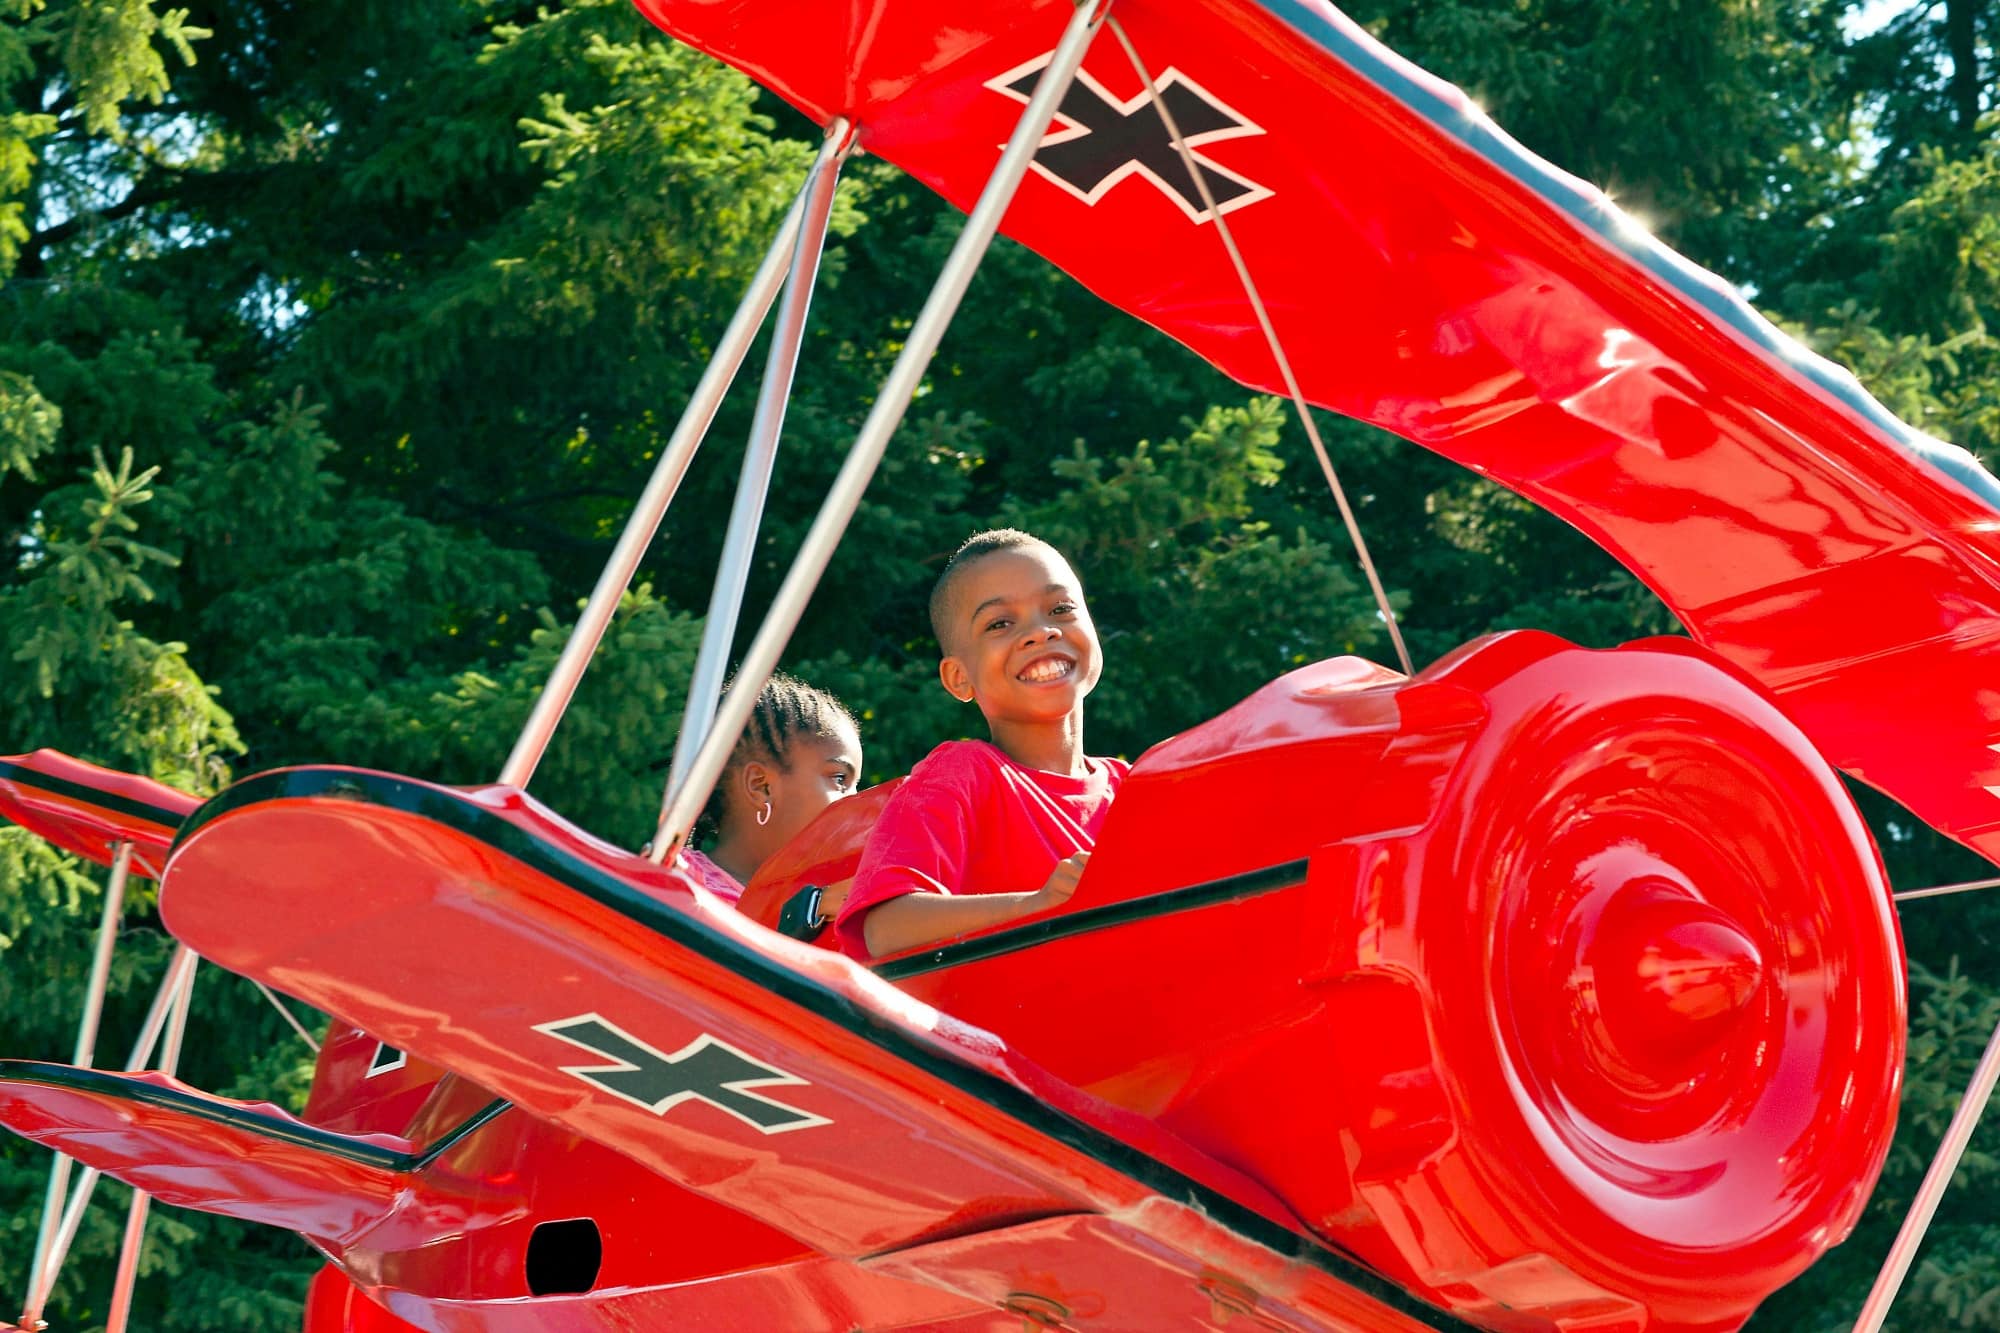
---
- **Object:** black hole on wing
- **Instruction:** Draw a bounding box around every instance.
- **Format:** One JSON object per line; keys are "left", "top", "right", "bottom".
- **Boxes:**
{"left": 525, "top": 1217, "right": 602, "bottom": 1295}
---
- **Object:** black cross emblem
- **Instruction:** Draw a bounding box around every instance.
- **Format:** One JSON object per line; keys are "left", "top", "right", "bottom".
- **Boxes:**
{"left": 534, "top": 1014, "right": 828, "bottom": 1134}
{"left": 990, "top": 58, "right": 1269, "bottom": 222}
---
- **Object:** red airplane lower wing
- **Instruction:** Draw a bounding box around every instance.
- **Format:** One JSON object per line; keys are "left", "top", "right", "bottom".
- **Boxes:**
{"left": 0, "top": 750, "right": 199, "bottom": 873}
{"left": 0, "top": 1062, "right": 461, "bottom": 1246}
{"left": 0, "top": 1064, "right": 1009, "bottom": 1330}
{"left": 159, "top": 768, "right": 1474, "bottom": 1333}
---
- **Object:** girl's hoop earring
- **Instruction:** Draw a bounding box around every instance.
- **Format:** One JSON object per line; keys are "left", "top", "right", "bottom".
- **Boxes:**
{"left": 756, "top": 800, "right": 772, "bottom": 827}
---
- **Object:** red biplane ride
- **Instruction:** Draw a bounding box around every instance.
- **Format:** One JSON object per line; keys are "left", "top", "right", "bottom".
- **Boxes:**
{"left": 4, "top": 1, "right": 1996, "bottom": 1330}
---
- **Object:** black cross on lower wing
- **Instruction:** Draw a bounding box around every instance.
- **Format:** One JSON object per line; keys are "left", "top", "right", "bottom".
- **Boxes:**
{"left": 535, "top": 1014, "right": 830, "bottom": 1134}
{"left": 998, "top": 62, "right": 1268, "bottom": 221}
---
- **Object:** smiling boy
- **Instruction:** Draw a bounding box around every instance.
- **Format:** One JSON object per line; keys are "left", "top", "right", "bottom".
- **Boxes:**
{"left": 835, "top": 529, "right": 1129, "bottom": 961}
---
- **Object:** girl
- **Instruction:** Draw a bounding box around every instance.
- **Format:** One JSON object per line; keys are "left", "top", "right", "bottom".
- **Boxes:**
{"left": 681, "top": 672, "right": 862, "bottom": 904}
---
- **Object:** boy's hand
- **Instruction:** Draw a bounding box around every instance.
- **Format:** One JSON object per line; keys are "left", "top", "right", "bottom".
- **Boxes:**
{"left": 858, "top": 853, "right": 1091, "bottom": 958}
{"left": 1028, "top": 851, "right": 1089, "bottom": 913}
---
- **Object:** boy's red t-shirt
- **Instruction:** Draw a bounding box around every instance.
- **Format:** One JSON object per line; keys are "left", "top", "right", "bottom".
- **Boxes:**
{"left": 835, "top": 739, "right": 1129, "bottom": 959}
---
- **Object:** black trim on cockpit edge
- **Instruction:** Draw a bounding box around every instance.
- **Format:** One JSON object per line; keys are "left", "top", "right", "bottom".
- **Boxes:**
{"left": 874, "top": 858, "right": 1309, "bottom": 980}
{"left": 173, "top": 768, "right": 1479, "bottom": 1332}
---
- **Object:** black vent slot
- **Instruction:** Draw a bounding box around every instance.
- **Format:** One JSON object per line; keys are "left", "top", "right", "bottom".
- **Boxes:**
{"left": 525, "top": 1218, "right": 602, "bottom": 1295}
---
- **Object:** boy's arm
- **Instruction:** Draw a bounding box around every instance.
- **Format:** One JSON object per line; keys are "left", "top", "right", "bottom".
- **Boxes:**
{"left": 861, "top": 852, "right": 1087, "bottom": 958}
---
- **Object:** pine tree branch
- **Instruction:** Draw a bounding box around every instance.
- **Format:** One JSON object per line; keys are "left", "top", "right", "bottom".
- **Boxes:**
{"left": 27, "top": 165, "right": 274, "bottom": 254}
{"left": 430, "top": 486, "right": 618, "bottom": 553}
{"left": 1944, "top": 0, "right": 1982, "bottom": 135}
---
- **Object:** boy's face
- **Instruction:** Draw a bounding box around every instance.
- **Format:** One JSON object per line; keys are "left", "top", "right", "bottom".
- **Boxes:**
{"left": 938, "top": 545, "right": 1102, "bottom": 724}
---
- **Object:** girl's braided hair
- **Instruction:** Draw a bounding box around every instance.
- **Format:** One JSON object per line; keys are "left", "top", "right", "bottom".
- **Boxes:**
{"left": 696, "top": 671, "right": 857, "bottom": 841}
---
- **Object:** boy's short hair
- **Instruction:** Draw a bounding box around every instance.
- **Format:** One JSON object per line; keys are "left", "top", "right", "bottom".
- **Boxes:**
{"left": 928, "top": 528, "right": 1053, "bottom": 651}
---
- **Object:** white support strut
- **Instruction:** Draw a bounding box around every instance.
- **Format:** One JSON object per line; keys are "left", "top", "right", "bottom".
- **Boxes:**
{"left": 651, "top": 0, "right": 1112, "bottom": 857}
{"left": 102, "top": 953, "right": 198, "bottom": 1333}
{"left": 16, "top": 943, "right": 198, "bottom": 1330}
{"left": 1895, "top": 875, "right": 2000, "bottom": 902}
{"left": 253, "top": 979, "right": 322, "bottom": 1054}
{"left": 14, "top": 842, "right": 133, "bottom": 1333}
{"left": 661, "top": 118, "right": 856, "bottom": 826}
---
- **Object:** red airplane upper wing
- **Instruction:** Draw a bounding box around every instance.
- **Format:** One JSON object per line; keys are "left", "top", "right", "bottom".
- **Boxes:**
{"left": 630, "top": 0, "right": 2000, "bottom": 867}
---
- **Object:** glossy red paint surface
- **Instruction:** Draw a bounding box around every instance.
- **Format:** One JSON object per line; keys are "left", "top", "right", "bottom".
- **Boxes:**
{"left": 365, "top": 1078, "right": 821, "bottom": 1303}
{"left": 297, "top": 967, "right": 963, "bottom": 1324}
{"left": 630, "top": 0, "right": 2000, "bottom": 875}
{"left": 305, "top": 1268, "right": 425, "bottom": 1333}
{"left": 340, "top": 1258, "right": 1000, "bottom": 1333}
{"left": 0, "top": 749, "right": 197, "bottom": 873}
{"left": 284, "top": 966, "right": 1091, "bottom": 1328}
{"left": 730, "top": 634, "right": 1908, "bottom": 1331}
{"left": 155, "top": 770, "right": 1459, "bottom": 1330}
{"left": 306, "top": 1237, "right": 999, "bottom": 1333}
{"left": 871, "top": 1212, "right": 1452, "bottom": 1333}
{"left": 0, "top": 4, "right": 1937, "bottom": 1326}
{"left": 303, "top": 1025, "right": 450, "bottom": 1140}
{"left": 0, "top": 1057, "right": 997, "bottom": 1329}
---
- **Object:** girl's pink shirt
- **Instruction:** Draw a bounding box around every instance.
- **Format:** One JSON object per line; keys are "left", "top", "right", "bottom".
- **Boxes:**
{"left": 681, "top": 848, "right": 748, "bottom": 906}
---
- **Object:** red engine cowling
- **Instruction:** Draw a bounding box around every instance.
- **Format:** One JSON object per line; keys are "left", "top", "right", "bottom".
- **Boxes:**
{"left": 1286, "top": 631, "right": 1906, "bottom": 1331}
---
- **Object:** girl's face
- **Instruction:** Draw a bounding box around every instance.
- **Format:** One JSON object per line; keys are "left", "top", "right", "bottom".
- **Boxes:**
{"left": 762, "top": 718, "right": 862, "bottom": 851}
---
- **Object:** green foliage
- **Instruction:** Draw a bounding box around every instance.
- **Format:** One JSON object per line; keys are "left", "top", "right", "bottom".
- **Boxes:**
{"left": 0, "top": 368, "right": 59, "bottom": 480}
{"left": 1898, "top": 962, "right": 2000, "bottom": 1192}
{"left": 0, "top": 447, "right": 239, "bottom": 787}
{"left": 359, "top": 583, "right": 708, "bottom": 845}
{"left": 1348, "top": 0, "right": 1850, "bottom": 282}
{"left": 0, "top": 827, "right": 93, "bottom": 951}
{"left": 31, "top": 0, "right": 208, "bottom": 135}
{"left": 0, "top": 0, "right": 209, "bottom": 275}
{"left": 1841, "top": 0, "right": 1999, "bottom": 164}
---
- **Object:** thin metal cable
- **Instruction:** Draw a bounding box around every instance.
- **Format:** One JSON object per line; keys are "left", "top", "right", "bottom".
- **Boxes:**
{"left": 252, "top": 980, "right": 322, "bottom": 1054}
{"left": 1895, "top": 876, "right": 2000, "bottom": 903}
{"left": 1108, "top": 17, "right": 1413, "bottom": 676}
{"left": 1853, "top": 1012, "right": 2000, "bottom": 1332}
